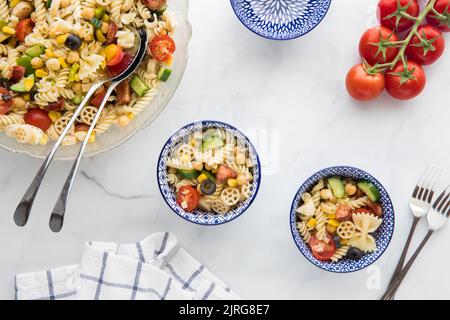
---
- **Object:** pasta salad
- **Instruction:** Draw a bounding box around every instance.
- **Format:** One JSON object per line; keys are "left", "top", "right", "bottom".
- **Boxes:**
{"left": 166, "top": 128, "right": 255, "bottom": 215}
{"left": 296, "top": 177, "right": 383, "bottom": 262}
{"left": 0, "top": 0, "right": 176, "bottom": 146}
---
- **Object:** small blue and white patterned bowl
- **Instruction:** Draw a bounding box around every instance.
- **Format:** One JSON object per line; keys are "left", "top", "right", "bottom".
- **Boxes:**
{"left": 290, "top": 166, "right": 395, "bottom": 273}
{"left": 230, "top": 0, "right": 332, "bottom": 40}
{"left": 157, "top": 120, "right": 261, "bottom": 226}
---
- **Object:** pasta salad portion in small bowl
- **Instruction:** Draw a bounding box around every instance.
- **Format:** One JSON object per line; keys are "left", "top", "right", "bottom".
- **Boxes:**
{"left": 290, "top": 166, "right": 394, "bottom": 273}
{"left": 157, "top": 121, "right": 261, "bottom": 225}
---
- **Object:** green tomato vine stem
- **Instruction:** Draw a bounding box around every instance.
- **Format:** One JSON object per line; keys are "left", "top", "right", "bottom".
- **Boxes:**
{"left": 374, "top": 0, "right": 438, "bottom": 71}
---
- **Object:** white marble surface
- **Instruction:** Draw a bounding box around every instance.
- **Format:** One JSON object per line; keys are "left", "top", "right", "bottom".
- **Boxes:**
{"left": 1, "top": 0, "right": 449, "bottom": 300}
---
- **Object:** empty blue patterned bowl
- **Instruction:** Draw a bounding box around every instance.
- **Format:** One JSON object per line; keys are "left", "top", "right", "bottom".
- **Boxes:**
{"left": 290, "top": 166, "right": 395, "bottom": 273}
{"left": 157, "top": 121, "right": 261, "bottom": 226}
{"left": 230, "top": 0, "right": 332, "bottom": 40}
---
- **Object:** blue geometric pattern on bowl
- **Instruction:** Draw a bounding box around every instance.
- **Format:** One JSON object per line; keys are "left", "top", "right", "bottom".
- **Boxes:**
{"left": 290, "top": 166, "right": 395, "bottom": 273}
{"left": 230, "top": 0, "right": 332, "bottom": 40}
{"left": 157, "top": 121, "right": 261, "bottom": 226}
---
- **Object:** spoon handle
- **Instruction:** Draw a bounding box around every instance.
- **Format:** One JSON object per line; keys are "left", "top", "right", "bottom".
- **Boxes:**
{"left": 13, "top": 82, "right": 105, "bottom": 227}
{"left": 49, "top": 82, "right": 119, "bottom": 232}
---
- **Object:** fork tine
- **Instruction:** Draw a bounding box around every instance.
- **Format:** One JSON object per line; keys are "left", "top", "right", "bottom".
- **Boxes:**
{"left": 414, "top": 167, "right": 435, "bottom": 201}
{"left": 423, "top": 167, "right": 441, "bottom": 202}
{"left": 433, "top": 186, "right": 450, "bottom": 211}
{"left": 437, "top": 192, "right": 450, "bottom": 212}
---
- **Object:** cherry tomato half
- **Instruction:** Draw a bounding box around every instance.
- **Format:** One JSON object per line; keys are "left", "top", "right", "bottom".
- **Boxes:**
{"left": 309, "top": 235, "right": 336, "bottom": 261}
{"left": 150, "top": 35, "right": 176, "bottom": 62}
{"left": 176, "top": 185, "right": 200, "bottom": 212}
{"left": 107, "top": 52, "right": 133, "bottom": 77}
{"left": 24, "top": 108, "right": 52, "bottom": 131}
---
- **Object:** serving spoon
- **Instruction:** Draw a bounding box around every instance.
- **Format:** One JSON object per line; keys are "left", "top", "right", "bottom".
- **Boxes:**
{"left": 14, "top": 28, "right": 149, "bottom": 231}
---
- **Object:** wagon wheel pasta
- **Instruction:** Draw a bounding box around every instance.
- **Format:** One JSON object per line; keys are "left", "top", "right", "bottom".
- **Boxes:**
{"left": 295, "top": 176, "right": 384, "bottom": 263}
{"left": 0, "top": 0, "right": 176, "bottom": 146}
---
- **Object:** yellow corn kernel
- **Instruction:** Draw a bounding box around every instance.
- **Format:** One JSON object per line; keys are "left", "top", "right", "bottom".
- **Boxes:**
{"left": 58, "top": 57, "right": 68, "bottom": 69}
{"left": 328, "top": 219, "right": 340, "bottom": 228}
{"left": 56, "top": 34, "right": 69, "bottom": 45}
{"left": 48, "top": 111, "right": 62, "bottom": 122}
{"left": 100, "top": 58, "right": 106, "bottom": 69}
{"left": 326, "top": 224, "right": 337, "bottom": 234}
{"left": 340, "top": 239, "right": 349, "bottom": 246}
{"left": 24, "top": 78, "right": 34, "bottom": 91}
{"left": 227, "top": 178, "right": 238, "bottom": 188}
{"left": 45, "top": 48, "right": 54, "bottom": 58}
{"left": 35, "top": 69, "right": 48, "bottom": 78}
{"left": 10, "top": 0, "right": 20, "bottom": 7}
{"left": 74, "top": 74, "right": 80, "bottom": 82}
{"left": 327, "top": 213, "right": 336, "bottom": 220}
{"left": 102, "top": 14, "right": 110, "bottom": 22}
{"left": 23, "top": 94, "right": 30, "bottom": 101}
{"left": 127, "top": 112, "right": 135, "bottom": 120}
{"left": 197, "top": 174, "right": 208, "bottom": 184}
{"left": 40, "top": 134, "right": 49, "bottom": 145}
{"left": 88, "top": 132, "right": 96, "bottom": 144}
{"left": 307, "top": 218, "right": 317, "bottom": 229}
{"left": 2, "top": 26, "right": 16, "bottom": 35}
{"left": 166, "top": 56, "right": 173, "bottom": 66}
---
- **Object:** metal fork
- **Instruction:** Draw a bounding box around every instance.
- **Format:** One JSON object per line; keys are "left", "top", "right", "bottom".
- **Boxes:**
{"left": 384, "top": 167, "right": 441, "bottom": 300}
{"left": 381, "top": 186, "right": 450, "bottom": 300}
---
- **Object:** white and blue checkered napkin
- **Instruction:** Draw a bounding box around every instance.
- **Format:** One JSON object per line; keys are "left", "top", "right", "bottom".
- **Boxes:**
{"left": 15, "top": 232, "right": 239, "bottom": 300}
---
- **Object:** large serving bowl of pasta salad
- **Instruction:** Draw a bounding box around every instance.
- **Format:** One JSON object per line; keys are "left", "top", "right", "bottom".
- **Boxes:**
{"left": 157, "top": 121, "right": 261, "bottom": 225}
{"left": 0, "top": 0, "right": 191, "bottom": 159}
{"left": 290, "top": 166, "right": 394, "bottom": 273}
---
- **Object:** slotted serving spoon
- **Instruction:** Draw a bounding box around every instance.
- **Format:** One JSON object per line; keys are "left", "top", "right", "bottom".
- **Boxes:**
{"left": 14, "top": 28, "right": 149, "bottom": 232}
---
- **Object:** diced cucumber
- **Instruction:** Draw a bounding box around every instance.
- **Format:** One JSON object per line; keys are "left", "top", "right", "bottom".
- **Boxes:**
{"left": 25, "top": 45, "right": 45, "bottom": 58}
{"left": 94, "top": 7, "right": 106, "bottom": 20}
{"left": 177, "top": 169, "right": 200, "bottom": 180}
{"left": 71, "top": 94, "right": 84, "bottom": 105}
{"left": 328, "top": 176, "right": 345, "bottom": 198}
{"left": 95, "top": 29, "right": 106, "bottom": 43}
{"left": 202, "top": 135, "right": 223, "bottom": 150}
{"left": 130, "top": 75, "right": 149, "bottom": 97}
{"left": 46, "top": 0, "right": 52, "bottom": 9}
{"left": 10, "top": 74, "right": 34, "bottom": 93}
{"left": 357, "top": 180, "right": 381, "bottom": 202}
{"left": 16, "top": 56, "right": 34, "bottom": 76}
{"left": 157, "top": 68, "right": 172, "bottom": 82}
{"left": 90, "top": 18, "right": 102, "bottom": 29}
{"left": 68, "top": 63, "right": 80, "bottom": 82}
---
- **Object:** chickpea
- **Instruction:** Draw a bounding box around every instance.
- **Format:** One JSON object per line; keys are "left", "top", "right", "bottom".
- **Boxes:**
{"left": 72, "top": 82, "right": 82, "bottom": 93}
{"left": 46, "top": 58, "right": 61, "bottom": 71}
{"left": 60, "top": 0, "right": 71, "bottom": 8}
{"left": 116, "top": 115, "right": 131, "bottom": 128}
{"left": 67, "top": 51, "right": 80, "bottom": 64}
{"left": 12, "top": 96, "right": 26, "bottom": 109}
{"left": 320, "top": 188, "right": 334, "bottom": 200}
{"left": 81, "top": 8, "right": 95, "bottom": 20}
{"left": 235, "top": 153, "right": 246, "bottom": 165}
{"left": 345, "top": 183, "right": 357, "bottom": 196}
{"left": 31, "top": 57, "right": 44, "bottom": 69}
{"left": 236, "top": 174, "right": 248, "bottom": 186}
{"left": 193, "top": 162, "right": 203, "bottom": 171}
{"left": 101, "top": 22, "right": 109, "bottom": 34}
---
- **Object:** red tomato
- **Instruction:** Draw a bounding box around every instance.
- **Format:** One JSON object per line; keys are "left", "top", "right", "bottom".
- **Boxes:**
{"left": 106, "top": 22, "right": 118, "bottom": 44}
{"left": 346, "top": 64, "right": 385, "bottom": 101}
{"left": 385, "top": 61, "right": 426, "bottom": 100}
{"left": 11, "top": 66, "right": 26, "bottom": 83}
{"left": 0, "top": 88, "right": 12, "bottom": 115}
{"left": 378, "top": 0, "right": 420, "bottom": 32}
{"left": 107, "top": 52, "right": 133, "bottom": 77}
{"left": 309, "top": 235, "right": 336, "bottom": 261}
{"left": 141, "top": 0, "right": 167, "bottom": 11}
{"left": 24, "top": 108, "right": 52, "bottom": 131}
{"left": 215, "top": 165, "right": 238, "bottom": 185}
{"left": 106, "top": 46, "right": 124, "bottom": 67}
{"left": 150, "top": 35, "right": 176, "bottom": 62}
{"left": 47, "top": 97, "right": 65, "bottom": 111}
{"left": 176, "top": 186, "right": 200, "bottom": 212}
{"left": 335, "top": 204, "right": 353, "bottom": 222}
{"left": 359, "top": 26, "right": 399, "bottom": 65}
{"left": 427, "top": 0, "right": 450, "bottom": 32}
{"left": 90, "top": 89, "right": 106, "bottom": 108}
{"left": 406, "top": 25, "right": 445, "bottom": 65}
{"left": 354, "top": 208, "right": 373, "bottom": 215}
{"left": 16, "top": 18, "right": 35, "bottom": 42}
{"left": 367, "top": 201, "right": 383, "bottom": 217}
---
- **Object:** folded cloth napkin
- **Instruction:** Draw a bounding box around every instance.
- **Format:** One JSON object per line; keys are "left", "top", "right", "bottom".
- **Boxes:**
{"left": 15, "top": 232, "right": 239, "bottom": 300}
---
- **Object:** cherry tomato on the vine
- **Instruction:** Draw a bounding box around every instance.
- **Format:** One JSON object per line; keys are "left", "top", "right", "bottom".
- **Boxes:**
{"left": 359, "top": 26, "right": 399, "bottom": 65}
{"left": 427, "top": 0, "right": 450, "bottom": 32}
{"left": 385, "top": 61, "right": 426, "bottom": 100}
{"left": 346, "top": 64, "right": 385, "bottom": 101}
{"left": 377, "top": 0, "right": 420, "bottom": 32}
{"left": 406, "top": 25, "right": 445, "bottom": 65}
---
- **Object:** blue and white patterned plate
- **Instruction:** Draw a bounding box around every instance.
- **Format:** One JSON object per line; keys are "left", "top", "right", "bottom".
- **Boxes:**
{"left": 157, "top": 121, "right": 261, "bottom": 226}
{"left": 290, "top": 166, "right": 395, "bottom": 273}
{"left": 230, "top": 0, "right": 332, "bottom": 40}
